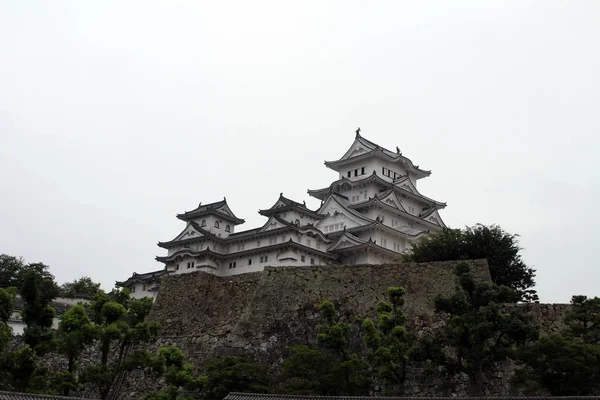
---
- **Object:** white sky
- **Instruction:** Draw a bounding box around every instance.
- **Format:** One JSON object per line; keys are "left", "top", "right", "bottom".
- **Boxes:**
{"left": 0, "top": 1, "right": 598, "bottom": 303}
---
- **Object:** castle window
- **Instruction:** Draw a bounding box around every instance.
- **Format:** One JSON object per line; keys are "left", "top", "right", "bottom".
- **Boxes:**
{"left": 131, "top": 286, "right": 136, "bottom": 293}
{"left": 307, "top": 239, "right": 312, "bottom": 247}
{"left": 201, "top": 220, "right": 206, "bottom": 227}
{"left": 225, "top": 225, "right": 231, "bottom": 232}
{"left": 265, "top": 255, "right": 268, "bottom": 262}
{"left": 257, "top": 240, "right": 261, "bottom": 247}
{"left": 281, "top": 235, "right": 286, "bottom": 242}
{"left": 317, "top": 242, "right": 321, "bottom": 250}
{"left": 354, "top": 169, "right": 358, "bottom": 177}
{"left": 382, "top": 167, "right": 386, "bottom": 175}
{"left": 259, "top": 256, "right": 263, "bottom": 263}
{"left": 408, "top": 206, "right": 415, "bottom": 214}
{"left": 347, "top": 171, "right": 352, "bottom": 178}
{"left": 142, "top": 284, "right": 146, "bottom": 291}
{"left": 248, "top": 258, "right": 252, "bottom": 265}
{"left": 214, "top": 221, "right": 220, "bottom": 228}
{"left": 310, "top": 258, "right": 315, "bottom": 265}
{"left": 301, "top": 255, "right": 306, "bottom": 262}
{"left": 176, "top": 265, "right": 180, "bottom": 270}
{"left": 361, "top": 167, "right": 365, "bottom": 175}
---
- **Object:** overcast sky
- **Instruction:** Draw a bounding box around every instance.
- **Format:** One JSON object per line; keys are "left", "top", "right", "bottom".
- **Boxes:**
{"left": 1, "top": 1, "right": 598, "bottom": 303}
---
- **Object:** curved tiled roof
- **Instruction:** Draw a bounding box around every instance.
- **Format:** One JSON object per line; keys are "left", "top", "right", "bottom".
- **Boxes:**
{"left": 177, "top": 198, "right": 245, "bottom": 224}
{"left": 0, "top": 391, "right": 95, "bottom": 400}
{"left": 259, "top": 194, "right": 325, "bottom": 219}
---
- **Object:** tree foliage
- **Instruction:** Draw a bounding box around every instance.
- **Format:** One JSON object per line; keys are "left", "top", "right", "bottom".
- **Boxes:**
{"left": 80, "top": 292, "right": 160, "bottom": 400}
{"left": 514, "top": 295, "right": 600, "bottom": 395}
{"left": 360, "top": 286, "right": 411, "bottom": 394}
{"left": 405, "top": 224, "right": 537, "bottom": 302}
{"left": 514, "top": 334, "right": 600, "bottom": 395}
{"left": 564, "top": 295, "right": 600, "bottom": 345}
{"left": 431, "top": 262, "right": 539, "bottom": 396}
{"left": 59, "top": 276, "right": 102, "bottom": 298}
{"left": 20, "top": 268, "right": 59, "bottom": 354}
{"left": 280, "top": 300, "right": 369, "bottom": 395}
{"left": 0, "top": 287, "right": 17, "bottom": 352}
{"left": 55, "top": 304, "right": 97, "bottom": 395}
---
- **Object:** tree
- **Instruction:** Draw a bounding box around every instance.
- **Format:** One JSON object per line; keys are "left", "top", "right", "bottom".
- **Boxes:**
{"left": 20, "top": 269, "right": 59, "bottom": 354}
{"left": 60, "top": 276, "right": 102, "bottom": 298}
{"left": 0, "top": 254, "right": 25, "bottom": 289}
{"left": 55, "top": 304, "right": 97, "bottom": 395}
{"left": 279, "top": 345, "right": 340, "bottom": 395}
{"left": 80, "top": 292, "right": 160, "bottom": 400}
{"left": 199, "top": 356, "right": 269, "bottom": 400}
{"left": 564, "top": 295, "right": 600, "bottom": 345}
{"left": 431, "top": 262, "right": 539, "bottom": 396}
{"left": 280, "top": 300, "right": 369, "bottom": 395}
{"left": 513, "top": 334, "right": 600, "bottom": 396}
{"left": 360, "top": 286, "right": 411, "bottom": 395}
{"left": 405, "top": 224, "right": 537, "bottom": 302}
{"left": 0, "top": 287, "right": 17, "bottom": 351}
{"left": 0, "top": 345, "right": 50, "bottom": 392}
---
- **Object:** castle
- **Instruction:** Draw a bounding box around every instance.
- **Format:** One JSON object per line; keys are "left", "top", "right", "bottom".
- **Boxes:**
{"left": 117, "top": 130, "right": 447, "bottom": 299}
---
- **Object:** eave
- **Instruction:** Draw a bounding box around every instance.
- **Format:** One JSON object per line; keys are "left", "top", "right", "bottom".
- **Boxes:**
{"left": 258, "top": 204, "right": 325, "bottom": 220}
{"left": 177, "top": 209, "right": 245, "bottom": 225}
{"left": 324, "top": 148, "right": 431, "bottom": 179}
{"left": 156, "top": 239, "right": 337, "bottom": 264}
{"left": 349, "top": 197, "right": 443, "bottom": 231}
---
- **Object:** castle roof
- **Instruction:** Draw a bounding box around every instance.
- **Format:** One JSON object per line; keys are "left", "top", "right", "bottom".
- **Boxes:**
{"left": 115, "top": 269, "right": 169, "bottom": 287}
{"left": 308, "top": 172, "right": 446, "bottom": 208}
{"left": 324, "top": 131, "right": 431, "bottom": 179}
{"left": 259, "top": 193, "right": 325, "bottom": 219}
{"left": 327, "top": 232, "right": 404, "bottom": 261}
{"left": 177, "top": 198, "right": 245, "bottom": 224}
{"left": 156, "top": 239, "right": 336, "bottom": 264}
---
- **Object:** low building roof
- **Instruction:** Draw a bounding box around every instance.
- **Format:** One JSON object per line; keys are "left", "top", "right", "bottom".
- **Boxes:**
{"left": 115, "top": 269, "right": 169, "bottom": 287}
{"left": 0, "top": 391, "right": 95, "bottom": 400}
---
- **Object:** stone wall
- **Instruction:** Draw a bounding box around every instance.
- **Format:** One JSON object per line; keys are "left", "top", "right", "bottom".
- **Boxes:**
{"left": 148, "top": 261, "right": 490, "bottom": 365}
{"left": 115, "top": 261, "right": 571, "bottom": 398}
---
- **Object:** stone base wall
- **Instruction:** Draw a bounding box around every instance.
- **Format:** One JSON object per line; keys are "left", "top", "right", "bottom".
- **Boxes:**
{"left": 149, "top": 261, "right": 491, "bottom": 365}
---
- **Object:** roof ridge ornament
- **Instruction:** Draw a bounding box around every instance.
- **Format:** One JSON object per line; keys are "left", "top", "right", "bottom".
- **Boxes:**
{"left": 396, "top": 146, "right": 401, "bottom": 155}
{"left": 355, "top": 127, "right": 361, "bottom": 137}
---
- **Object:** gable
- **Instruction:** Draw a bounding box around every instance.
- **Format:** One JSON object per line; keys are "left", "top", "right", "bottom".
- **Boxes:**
{"left": 338, "top": 138, "right": 376, "bottom": 161}
{"left": 258, "top": 216, "right": 287, "bottom": 232}
{"left": 379, "top": 191, "right": 406, "bottom": 212}
{"left": 171, "top": 223, "right": 204, "bottom": 242}
{"left": 327, "top": 233, "right": 366, "bottom": 251}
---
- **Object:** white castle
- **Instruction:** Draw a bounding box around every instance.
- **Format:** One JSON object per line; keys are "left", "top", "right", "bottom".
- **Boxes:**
{"left": 117, "top": 130, "right": 447, "bottom": 299}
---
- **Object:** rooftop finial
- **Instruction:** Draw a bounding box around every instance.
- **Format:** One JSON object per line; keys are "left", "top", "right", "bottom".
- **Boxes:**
{"left": 355, "top": 127, "right": 361, "bottom": 137}
{"left": 396, "top": 146, "right": 401, "bottom": 154}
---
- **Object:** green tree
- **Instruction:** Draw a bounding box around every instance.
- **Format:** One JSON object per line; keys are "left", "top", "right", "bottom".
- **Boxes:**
{"left": 0, "top": 255, "right": 25, "bottom": 289}
{"left": 0, "top": 287, "right": 17, "bottom": 351}
{"left": 564, "top": 295, "right": 600, "bottom": 344}
{"left": 144, "top": 350, "right": 269, "bottom": 400}
{"left": 279, "top": 345, "right": 340, "bottom": 395}
{"left": 80, "top": 292, "right": 160, "bottom": 400}
{"left": 0, "top": 345, "right": 50, "bottom": 392}
{"left": 55, "top": 304, "right": 98, "bottom": 395}
{"left": 360, "top": 286, "right": 411, "bottom": 395}
{"left": 513, "top": 334, "right": 600, "bottom": 396}
{"left": 199, "top": 356, "right": 269, "bottom": 400}
{"left": 280, "top": 300, "right": 369, "bottom": 395}
{"left": 60, "top": 276, "right": 102, "bottom": 298}
{"left": 405, "top": 224, "right": 537, "bottom": 302}
{"left": 432, "top": 262, "right": 539, "bottom": 396}
{"left": 20, "top": 269, "right": 59, "bottom": 354}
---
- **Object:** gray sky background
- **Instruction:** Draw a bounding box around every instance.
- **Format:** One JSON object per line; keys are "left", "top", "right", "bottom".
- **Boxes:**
{"left": 1, "top": 1, "right": 598, "bottom": 303}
